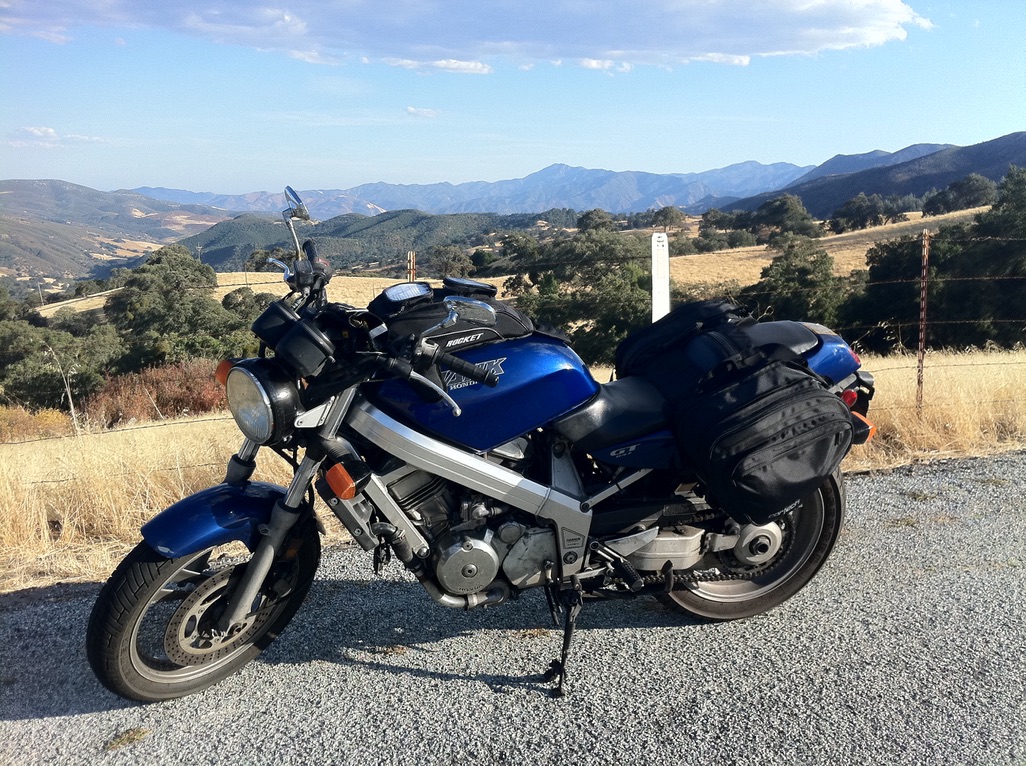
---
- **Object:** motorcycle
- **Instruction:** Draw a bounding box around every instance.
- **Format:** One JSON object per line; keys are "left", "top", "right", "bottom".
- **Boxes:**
{"left": 87, "top": 188, "right": 876, "bottom": 701}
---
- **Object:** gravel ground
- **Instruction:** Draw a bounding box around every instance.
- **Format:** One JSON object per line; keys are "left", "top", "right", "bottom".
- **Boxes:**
{"left": 2, "top": 454, "right": 1025, "bottom": 766}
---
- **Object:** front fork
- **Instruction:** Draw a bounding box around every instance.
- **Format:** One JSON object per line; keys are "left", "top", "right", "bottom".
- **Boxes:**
{"left": 216, "top": 389, "right": 357, "bottom": 632}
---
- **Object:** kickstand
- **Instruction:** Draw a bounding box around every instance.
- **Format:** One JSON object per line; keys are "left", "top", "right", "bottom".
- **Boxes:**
{"left": 542, "top": 577, "right": 583, "bottom": 698}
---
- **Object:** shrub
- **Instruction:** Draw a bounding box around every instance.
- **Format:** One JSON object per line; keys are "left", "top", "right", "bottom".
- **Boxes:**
{"left": 0, "top": 406, "right": 73, "bottom": 443}
{"left": 84, "top": 360, "right": 226, "bottom": 427}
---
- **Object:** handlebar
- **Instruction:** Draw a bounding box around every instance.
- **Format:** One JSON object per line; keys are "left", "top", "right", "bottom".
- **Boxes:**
{"left": 434, "top": 350, "right": 499, "bottom": 387}
{"left": 369, "top": 340, "right": 499, "bottom": 417}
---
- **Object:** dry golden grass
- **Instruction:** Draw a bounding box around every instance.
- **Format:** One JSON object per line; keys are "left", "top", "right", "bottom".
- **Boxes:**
{"left": 213, "top": 273, "right": 508, "bottom": 305}
{"left": 668, "top": 207, "right": 984, "bottom": 288}
{"left": 0, "top": 417, "right": 304, "bottom": 593}
{"left": 842, "top": 349, "right": 1026, "bottom": 472}
{"left": 38, "top": 274, "right": 510, "bottom": 318}
{"left": 3, "top": 349, "right": 1024, "bottom": 593}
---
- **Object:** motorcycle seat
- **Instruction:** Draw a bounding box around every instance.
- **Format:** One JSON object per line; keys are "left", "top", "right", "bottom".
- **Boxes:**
{"left": 742, "top": 320, "right": 820, "bottom": 356}
{"left": 554, "top": 375, "right": 667, "bottom": 454}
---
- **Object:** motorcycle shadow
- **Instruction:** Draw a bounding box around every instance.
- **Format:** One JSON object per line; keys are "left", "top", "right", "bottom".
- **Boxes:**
{"left": 262, "top": 564, "right": 703, "bottom": 697}
{"left": 0, "top": 581, "right": 141, "bottom": 719}
{"left": 0, "top": 562, "right": 703, "bottom": 718}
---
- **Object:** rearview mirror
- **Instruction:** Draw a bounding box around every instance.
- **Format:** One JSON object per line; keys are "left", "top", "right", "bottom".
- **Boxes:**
{"left": 283, "top": 186, "right": 310, "bottom": 221}
{"left": 443, "top": 297, "right": 497, "bottom": 328}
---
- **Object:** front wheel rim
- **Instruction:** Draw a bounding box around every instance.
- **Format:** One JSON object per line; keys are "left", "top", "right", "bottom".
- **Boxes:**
{"left": 127, "top": 548, "right": 294, "bottom": 685}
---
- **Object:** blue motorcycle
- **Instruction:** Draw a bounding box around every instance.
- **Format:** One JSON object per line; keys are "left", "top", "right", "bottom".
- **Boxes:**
{"left": 87, "top": 188, "right": 875, "bottom": 700}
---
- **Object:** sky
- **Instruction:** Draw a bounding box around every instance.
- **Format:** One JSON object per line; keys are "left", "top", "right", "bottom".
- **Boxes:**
{"left": 1, "top": 1, "right": 1024, "bottom": 194}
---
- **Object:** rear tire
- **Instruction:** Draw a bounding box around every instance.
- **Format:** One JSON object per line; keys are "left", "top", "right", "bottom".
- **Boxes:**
{"left": 657, "top": 471, "right": 844, "bottom": 621}
{"left": 86, "top": 519, "right": 320, "bottom": 702}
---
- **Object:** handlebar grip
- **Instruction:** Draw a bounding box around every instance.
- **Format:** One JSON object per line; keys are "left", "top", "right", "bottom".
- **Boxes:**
{"left": 438, "top": 352, "right": 499, "bottom": 387}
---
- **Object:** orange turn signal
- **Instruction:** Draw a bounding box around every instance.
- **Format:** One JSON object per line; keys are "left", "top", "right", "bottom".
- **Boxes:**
{"left": 325, "top": 463, "right": 358, "bottom": 500}
{"left": 215, "top": 359, "right": 234, "bottom": 387}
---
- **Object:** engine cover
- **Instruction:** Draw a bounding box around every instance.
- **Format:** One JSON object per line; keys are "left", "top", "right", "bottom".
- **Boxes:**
{"left": 435, "top": 531, "right": 501, "bottom": 595}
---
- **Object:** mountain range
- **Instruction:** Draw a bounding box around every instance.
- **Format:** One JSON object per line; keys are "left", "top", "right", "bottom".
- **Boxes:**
{"left": 131, "top": 159, "right": 817, "bottom": 219}
{"left": 2, "top": 131, "right": 1023, "bottom": 281}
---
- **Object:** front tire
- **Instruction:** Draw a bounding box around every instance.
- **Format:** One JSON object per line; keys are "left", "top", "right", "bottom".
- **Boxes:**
{"left": 86, "top": 520, "right": 320, "bottom": 702}
{"left": 658, "top": 471, "right": 844, "bottom": 621}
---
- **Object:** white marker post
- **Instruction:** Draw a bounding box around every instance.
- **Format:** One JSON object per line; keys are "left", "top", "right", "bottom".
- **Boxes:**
{"left": 651, "top": 232, "right": 670, "bottom": 322}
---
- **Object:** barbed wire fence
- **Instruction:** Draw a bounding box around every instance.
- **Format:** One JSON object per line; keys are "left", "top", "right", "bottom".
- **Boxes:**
{"left": 7, "top": 230, "right": 1026, "bottom": 457}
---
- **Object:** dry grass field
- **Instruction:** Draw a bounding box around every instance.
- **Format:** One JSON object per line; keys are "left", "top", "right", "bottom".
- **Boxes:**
{"left": 668, "top": 207, "right": 984, "bottom": 288}
{"left": 37, "top": 274, "right": 509, "bottom": 318}
{"left": 3, "top": 349, "right": 1025, "bottom": 593}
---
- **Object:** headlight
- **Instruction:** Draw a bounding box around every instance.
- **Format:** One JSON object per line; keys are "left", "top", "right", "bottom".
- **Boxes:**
{"left": 225, "top": 360, "right": 300, "bottom": 445}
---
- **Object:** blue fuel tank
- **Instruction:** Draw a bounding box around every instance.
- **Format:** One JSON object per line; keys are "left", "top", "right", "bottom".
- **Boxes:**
{"left": 365, "top": 334, "right": 600, "bottom": 452}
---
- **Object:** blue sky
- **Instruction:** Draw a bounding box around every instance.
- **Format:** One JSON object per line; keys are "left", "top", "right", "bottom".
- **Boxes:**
{"left": 1, "top": 1, "right": 1023, "bottom": 194}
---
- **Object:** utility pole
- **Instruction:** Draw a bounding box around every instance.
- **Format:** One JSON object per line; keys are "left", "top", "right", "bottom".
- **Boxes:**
{"left": 407, "top": 251, "right": 417, "bottom": 282}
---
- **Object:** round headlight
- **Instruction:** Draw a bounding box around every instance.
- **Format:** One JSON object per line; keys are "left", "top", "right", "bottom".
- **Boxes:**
{"left": 225, "top": 360, "right": 300, "bottom": 445}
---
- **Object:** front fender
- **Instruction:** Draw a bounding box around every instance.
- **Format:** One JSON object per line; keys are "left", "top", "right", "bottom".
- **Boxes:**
{"left": 141, "top": 481, "right": 286, "bottom": 559}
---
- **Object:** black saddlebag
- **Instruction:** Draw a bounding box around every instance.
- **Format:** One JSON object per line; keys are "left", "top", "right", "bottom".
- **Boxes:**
{"left": 615, "top": 301, "right": 853, "bottom": 525}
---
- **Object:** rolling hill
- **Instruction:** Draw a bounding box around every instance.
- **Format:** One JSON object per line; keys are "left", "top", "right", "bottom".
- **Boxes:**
{"left": 0, "top": 180, "right": 231, "bottom": 277}
{"left": 726, "top": 132, "right": 1026, "bottom": 218}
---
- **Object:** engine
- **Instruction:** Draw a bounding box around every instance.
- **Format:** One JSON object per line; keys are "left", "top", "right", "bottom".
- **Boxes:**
{"left": 384, "top": 457, "right": 556, "bottom": 595}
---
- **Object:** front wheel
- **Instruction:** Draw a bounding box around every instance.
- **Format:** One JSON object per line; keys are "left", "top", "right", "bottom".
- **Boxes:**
{"left": 657, "top": 471, "right": 844, "bottom": 621}
{"left": 86, "top": 519, "right": 320, "bottom": 702}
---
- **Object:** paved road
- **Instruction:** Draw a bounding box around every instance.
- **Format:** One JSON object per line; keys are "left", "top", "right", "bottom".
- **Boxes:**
{"left": 2, "top": 454, "right": 1025, "bottom": 765}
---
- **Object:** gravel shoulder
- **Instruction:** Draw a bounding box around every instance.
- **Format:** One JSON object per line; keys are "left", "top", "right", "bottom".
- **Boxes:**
{"left": 2, "top": 454, "right": 1025, "bottom": 766}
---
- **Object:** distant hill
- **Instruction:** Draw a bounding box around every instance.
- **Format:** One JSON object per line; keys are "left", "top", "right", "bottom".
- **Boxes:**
{"left": 133, "top": 161, "right": 814, "bottom": 218}
{"left": 0, "top": 180, "right": 230, "bottom": 277}
{"left": 342, "top": 161, "right": 813, "bottom": 214}
{"left": 177, "top": 208, "right": 573, "bottom": 271}
{"left": 726, "top": 133, "right": 1026, "bottom": 218}
{"left": 129, "top": 187, "right": 387, "bottom": 220}
{"left": 788, "top": 143, "right": 952, "bottom": 185}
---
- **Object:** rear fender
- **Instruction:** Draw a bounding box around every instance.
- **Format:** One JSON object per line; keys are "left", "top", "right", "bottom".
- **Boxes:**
{"left": 141, "top": 481, "right": 286, "bottom": 559}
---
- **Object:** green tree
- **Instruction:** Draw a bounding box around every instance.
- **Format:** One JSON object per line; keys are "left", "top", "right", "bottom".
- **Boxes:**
{"left": 504, "top": 229, "right": 652, "bottom": 364}
{"left": 104, "top": 244, "right": 252, "bottom": 367}
{"left": 0, "top": 285, "right": 18, "bottom": 321}
{"left": 245, "top": 247, "right": 292, "bottom": 272}
{"left": 652, "top": 206, "right": 685, "bottom": 231}
{"left": 427, "top": 245, "right": 473, "bottom": 278}
{"left": 470, "top": 248, "right": 497, "bottom": 271}
{"left": 576, "top": 209, "right": 617, "bottom": 233}
{"left": 923, "top": 173, "right": 999, "bottom": 216}
{"left": 829, "top": 193, "right": 886, "bottom": 233}
{"left": 840, "top": 168, "right": 1026, "bottom": 352}
{"left": 739, "top": 236, "right": 843, "bottom": 326}
{"left": 753, "top": 195, "right": 823, "bottom": 242}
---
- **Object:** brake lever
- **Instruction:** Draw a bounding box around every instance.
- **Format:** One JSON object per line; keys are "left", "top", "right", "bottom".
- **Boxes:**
{"left": 267, "top": 258, "right": 293, "bottom": 282}
{"left": 408, "top": 370, "right": 462, "bottom": 417}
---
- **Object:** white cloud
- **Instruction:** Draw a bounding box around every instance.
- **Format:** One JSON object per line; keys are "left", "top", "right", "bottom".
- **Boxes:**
{"left": 694, "top": 53, "right": 751, "bottom": 66}
{"left": 406, "top": 107, "right": 439, "bottom": 118}
{"left": 385, "top": 57, "right": 492, "bottom": 74}
{"left": 8, "top": 126, "right": 105, "bottom": 148}
{"left": 0, "top": 1, "right": 932, "bottom": 70}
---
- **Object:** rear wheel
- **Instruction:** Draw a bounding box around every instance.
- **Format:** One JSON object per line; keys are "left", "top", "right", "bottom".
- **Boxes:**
{"left": 86, "top": 519, "right": 320, "bottom": 702}
{"left": 657, "top": 471, "right": 844, "bottom": 621}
